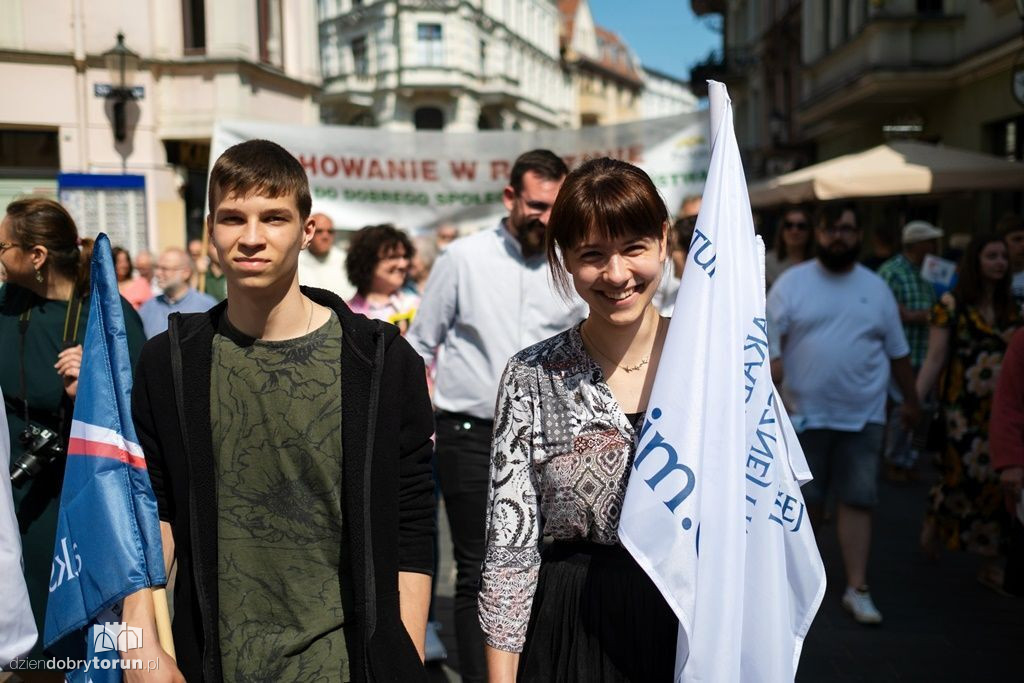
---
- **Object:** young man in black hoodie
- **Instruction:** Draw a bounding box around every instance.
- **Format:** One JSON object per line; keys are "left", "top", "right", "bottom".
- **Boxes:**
{"left": 122, "top": 139, "right": 435, "bottom": 682}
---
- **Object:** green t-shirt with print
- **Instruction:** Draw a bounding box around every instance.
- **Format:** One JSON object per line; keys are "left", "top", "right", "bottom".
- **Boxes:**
{"left": 210, "top": 311, "right": 349, "bottom": 682}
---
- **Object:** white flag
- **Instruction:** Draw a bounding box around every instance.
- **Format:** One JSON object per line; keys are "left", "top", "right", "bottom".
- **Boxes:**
{"left": 618, "top": 81, "right": 826, "bottom": 682}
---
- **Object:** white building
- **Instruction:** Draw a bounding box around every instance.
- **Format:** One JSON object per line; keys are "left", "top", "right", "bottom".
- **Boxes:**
{"left": 0, "top": 0, "right": 320, "bottom": 251}
{"left": 640, "top": 66, "right": 698, "bottom": 121}
{"left": 318, "top": 0, "right": 572, "bottom": 130}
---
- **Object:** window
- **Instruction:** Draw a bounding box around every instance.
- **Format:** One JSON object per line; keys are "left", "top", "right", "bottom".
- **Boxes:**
{"left": 351, "top": 35, "right": 368, "bottom": 75}
{"left": 257, "top": 0, "right": 283, "bottom": 67}
{"left": 417, "top": 23, "right": 443, "bottom": 66}
{"left": 479, "top": 40, "right": 487, "bottom": 75}
{"left": 916, "top": 0, "right": 944, "bottom": 14}
{"left": 989, "top": 115, "right": 1024, "bottom": 162}
{"left": 414, "top": 107, "right": 444, "bottom": 130}
{"left": 182, "top": 0, "right": 206, "bottom": 54}
{"left": 0, "top": 129, "right": 60, "bottom": 176}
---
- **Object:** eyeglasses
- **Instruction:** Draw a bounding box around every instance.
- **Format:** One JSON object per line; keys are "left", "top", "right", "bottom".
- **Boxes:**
{"left": 783, "top": 221, "right": 809, "bottom": 231}
{"left": 0, "top": 240, "right": 22, "bottom": 253}
{"left": 822, "top": 223, "right": 859, "bottom": 236}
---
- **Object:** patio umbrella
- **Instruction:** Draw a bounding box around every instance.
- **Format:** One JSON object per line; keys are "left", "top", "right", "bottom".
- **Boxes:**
{"left": 748, "top": 141, "right": 1024, "bottom": 208}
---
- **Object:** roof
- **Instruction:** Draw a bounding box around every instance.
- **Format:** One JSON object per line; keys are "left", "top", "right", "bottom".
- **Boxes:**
{"left": 592, "top": 26, "right": 643, "bottom": 85}
{"left": 557, "top": 0, "right": 643, "bottom": 86}
{"left": 558, "top": 0, "right": 581, "bottom": 48}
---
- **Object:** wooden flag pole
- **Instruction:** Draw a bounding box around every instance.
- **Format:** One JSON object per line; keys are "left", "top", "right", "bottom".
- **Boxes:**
{"left": 151, "top": 587, "right": 176, "bottom": 659}
{"left": 198, "top": 228, "right": 209, "bottom": 294}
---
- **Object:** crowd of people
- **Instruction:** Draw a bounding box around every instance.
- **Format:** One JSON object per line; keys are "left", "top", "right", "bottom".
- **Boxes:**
{"left": 0, "top": 139, "right": 1022, "bottom": 682}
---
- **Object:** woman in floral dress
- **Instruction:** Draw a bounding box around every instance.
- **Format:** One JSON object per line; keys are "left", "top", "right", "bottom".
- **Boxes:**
{"left": 916, "top": 233, "right": 1020, "bottom": 589}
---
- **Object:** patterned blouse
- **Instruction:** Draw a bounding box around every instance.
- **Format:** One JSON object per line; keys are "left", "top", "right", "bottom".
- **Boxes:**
{"left": 478, "top": 324, "right": 642, "bottom": 652}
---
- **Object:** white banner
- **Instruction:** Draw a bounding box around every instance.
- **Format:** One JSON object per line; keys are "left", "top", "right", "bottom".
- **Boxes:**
{"left": 618, "top": 82, "right": 825, "bottom": 682}
{"left": 211, "top": 113, "right": 709, "bottom": 233}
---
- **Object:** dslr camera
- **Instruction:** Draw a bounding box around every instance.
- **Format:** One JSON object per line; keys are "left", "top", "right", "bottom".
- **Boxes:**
{"left": 10, "top": 423, "right": 65, "bottom": 487}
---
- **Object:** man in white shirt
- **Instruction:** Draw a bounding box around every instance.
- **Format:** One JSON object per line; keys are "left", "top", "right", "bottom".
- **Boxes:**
{"left": 768, "top": 204, "right": 920, "bottom": 627}
{"left": 297, "top": 212, "right": 356, "bottom": 300}
{"left": 407, "top": 150, "right": 586, "bottom": 682}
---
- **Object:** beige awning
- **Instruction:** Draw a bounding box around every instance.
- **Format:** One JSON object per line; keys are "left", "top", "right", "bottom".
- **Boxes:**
{"left": 748, "top": 141, "right": 1024, "bottom": 208}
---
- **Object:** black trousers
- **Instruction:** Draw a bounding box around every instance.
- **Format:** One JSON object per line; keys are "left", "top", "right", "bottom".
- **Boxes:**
{"left": 436, "top": 410, "right": 493, "bottom": 683}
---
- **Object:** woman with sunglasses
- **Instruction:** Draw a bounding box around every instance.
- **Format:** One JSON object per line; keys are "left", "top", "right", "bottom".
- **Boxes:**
{"left": 765, "top": 206, "right": 813, "bottom": 288}
{"left": 480, "top": 158, "right": 677, "bottom": 682}
{"left": 0, "top": 198, "right": 145, "bottom": 659}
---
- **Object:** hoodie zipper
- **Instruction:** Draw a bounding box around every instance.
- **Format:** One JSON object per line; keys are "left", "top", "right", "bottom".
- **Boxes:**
{"left": 362, "top": 323, "right": 385, "bottom": 654}
{"left": 168, "top": 316, "right": 216, "bottom": 681}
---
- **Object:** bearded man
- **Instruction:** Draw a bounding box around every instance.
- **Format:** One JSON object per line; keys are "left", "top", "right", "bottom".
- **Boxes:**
{"left": 766, "top": 203, "right": 920, "bottom": 627}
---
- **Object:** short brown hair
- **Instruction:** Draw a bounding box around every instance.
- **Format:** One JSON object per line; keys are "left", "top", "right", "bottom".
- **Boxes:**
{"left": 509, "top": 149, "right": 568, "bottom": 194}
{"left": 546, "top": 157, "right": 668, "bottom": 294}
{"left": 207, "top": 139, "right": 312, "bottom": 219}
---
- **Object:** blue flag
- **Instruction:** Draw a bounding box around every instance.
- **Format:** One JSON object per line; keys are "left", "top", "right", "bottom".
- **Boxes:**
{"left": 43, "top": 234, "right": 166, "bottom": 679}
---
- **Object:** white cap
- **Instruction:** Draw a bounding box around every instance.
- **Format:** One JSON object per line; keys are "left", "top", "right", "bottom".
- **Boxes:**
{"left": 902, "top": 220, "right": 943, "bottom": 244}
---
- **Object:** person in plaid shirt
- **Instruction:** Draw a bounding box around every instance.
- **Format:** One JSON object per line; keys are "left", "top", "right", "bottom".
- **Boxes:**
{"left": 878, "top": 220, "right": 943, "bottom": 479}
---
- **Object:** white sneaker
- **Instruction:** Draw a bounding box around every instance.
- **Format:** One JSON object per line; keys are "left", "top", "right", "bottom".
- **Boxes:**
{"left": 842, "top": 586, "right": 883, "bottom": 625}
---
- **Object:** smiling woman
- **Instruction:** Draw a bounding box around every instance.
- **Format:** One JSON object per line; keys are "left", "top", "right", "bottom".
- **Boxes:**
{"left": 344, "top": 224, "right": 420, "bottom": 335}
{"left": 479, "top": 158, "right": 677, "bottom": 683}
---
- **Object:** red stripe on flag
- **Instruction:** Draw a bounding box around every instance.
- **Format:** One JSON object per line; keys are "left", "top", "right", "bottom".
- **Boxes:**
{"left": 67, "top": 437, "right": 147, "bottom": 470}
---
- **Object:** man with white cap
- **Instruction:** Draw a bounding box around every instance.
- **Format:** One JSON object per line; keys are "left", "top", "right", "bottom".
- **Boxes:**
{"left": 878, "top": 219, "right": 943, "bottom": 480}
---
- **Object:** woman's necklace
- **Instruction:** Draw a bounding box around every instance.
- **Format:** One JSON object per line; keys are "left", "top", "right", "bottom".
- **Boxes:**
{"left": 581, "top": 324, "right": 650, "bottom": 373}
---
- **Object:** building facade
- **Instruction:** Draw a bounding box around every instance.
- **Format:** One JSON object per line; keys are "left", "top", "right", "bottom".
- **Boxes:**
{"left": 318, "top": 0, "right": 572, "bottom": 130}
{"left": 641, "top": 66, "right": 700, "bottom": 121}
{"left": 558, "top": 0, "right": 643, "bottom": 127}
{"left": 693, "top": 0, "right": 1023, "bottom": 227}
{"left": 0, "top": 0, "right": 320, "bottom": 251}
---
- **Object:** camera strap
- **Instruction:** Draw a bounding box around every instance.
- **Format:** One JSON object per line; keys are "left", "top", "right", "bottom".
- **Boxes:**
{"left": 18, "top": 289, "right": 84, "bottom": 430}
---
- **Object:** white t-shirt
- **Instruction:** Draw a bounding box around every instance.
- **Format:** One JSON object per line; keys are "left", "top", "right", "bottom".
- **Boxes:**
{"left": 298, "top": 246, "right": 356, "bottom": 301}
{"left": 1012, "top": 270, "right": 1024, "bottom": 300}
{"left": 767, "top": 260, "right": 910, "bottom": 431}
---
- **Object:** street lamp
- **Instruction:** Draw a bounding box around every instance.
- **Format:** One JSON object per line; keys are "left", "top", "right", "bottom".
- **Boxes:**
{"left": 102, "top": 32, "right": 140, "bottom": 143}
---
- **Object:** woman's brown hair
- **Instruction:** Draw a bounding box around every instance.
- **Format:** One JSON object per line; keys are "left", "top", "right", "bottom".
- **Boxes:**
{"left": 546, "top": 157, "right": 668, "bottom": 294}
{"left": 953, "top": 232, "right": 1015, "bottom": 327}
{"left": 773, "top": 205, "right": 812, "bottom": 261}
{"left": 5, "top": 197, "right": 92, "bottom": 297}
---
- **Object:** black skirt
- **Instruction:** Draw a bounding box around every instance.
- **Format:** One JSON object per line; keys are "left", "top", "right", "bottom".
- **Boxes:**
{"left": 518, "top": 541, "right": 678, "bottom": 682}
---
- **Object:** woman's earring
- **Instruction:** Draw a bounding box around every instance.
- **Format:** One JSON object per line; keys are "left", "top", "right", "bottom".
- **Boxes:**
{"left": 35, "top": 268, "right": 44, "bottom": 283}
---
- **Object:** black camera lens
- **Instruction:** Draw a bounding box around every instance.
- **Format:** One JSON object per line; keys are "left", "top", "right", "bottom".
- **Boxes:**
{"left": 10, "top": 451, "right": 46, "bottom": 487}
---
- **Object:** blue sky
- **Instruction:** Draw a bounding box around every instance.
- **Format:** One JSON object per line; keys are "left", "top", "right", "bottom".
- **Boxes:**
{"left": 587, "top": 0, "right": 722, "bottom": 81}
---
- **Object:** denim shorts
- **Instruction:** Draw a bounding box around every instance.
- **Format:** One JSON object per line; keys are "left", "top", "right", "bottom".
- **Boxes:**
{"left": 798, "top": 424, "right": 885, "bottom": 508}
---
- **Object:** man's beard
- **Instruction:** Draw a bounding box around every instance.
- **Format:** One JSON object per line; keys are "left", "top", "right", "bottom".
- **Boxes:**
{"left": 511, "top": 215, "right": 546, "bottom": 258}
{"left": 816, "top": 240, "right": 861, "bottom": 272}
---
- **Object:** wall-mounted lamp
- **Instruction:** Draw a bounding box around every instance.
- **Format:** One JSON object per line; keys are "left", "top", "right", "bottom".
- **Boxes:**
{"left": 101, "top": 32, "right": 140, "bottom": 142}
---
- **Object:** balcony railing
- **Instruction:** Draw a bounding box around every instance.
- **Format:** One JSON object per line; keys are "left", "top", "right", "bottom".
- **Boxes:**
{"left": 689, "top": 48, "right": 754, "bottom": 97}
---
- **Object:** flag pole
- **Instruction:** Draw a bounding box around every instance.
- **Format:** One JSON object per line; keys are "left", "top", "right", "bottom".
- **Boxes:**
{"left": 198, "top": 227, "right": 209, "bottom": 294}
{"left": 151, "top": 587, "right": 176, "bottom": 659}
